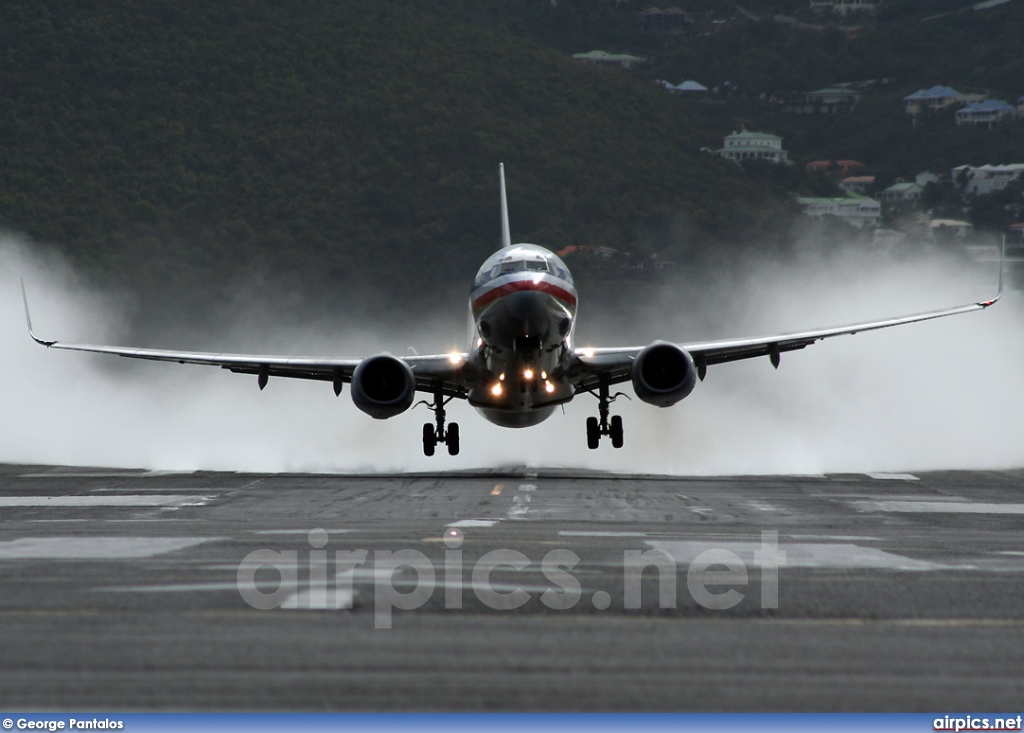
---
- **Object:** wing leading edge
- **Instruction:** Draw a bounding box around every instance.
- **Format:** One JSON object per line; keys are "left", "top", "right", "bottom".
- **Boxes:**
{"left": 21, "top": 281, "right": 468, "bottom": 397}
{"left": 573, "top": 250, "right": 1004, "bottom": 391}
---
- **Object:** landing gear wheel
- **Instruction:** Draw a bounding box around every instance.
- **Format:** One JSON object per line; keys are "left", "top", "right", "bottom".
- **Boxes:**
{"left": 586, "top": 417, "right": 600, "bottom": 450}
{"left": 610, "top": 415, "right": 624, "bottom": 449}
{"left": 447, "top": 422, "right": 460, "bottom": 456}
{"left": 422, "top": 422, "right": 437, "bottom": 457}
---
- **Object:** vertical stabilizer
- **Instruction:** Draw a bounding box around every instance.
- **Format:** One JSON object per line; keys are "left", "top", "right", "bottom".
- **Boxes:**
{"left": 499, "top": 163, "right": 512, "bottom": 248}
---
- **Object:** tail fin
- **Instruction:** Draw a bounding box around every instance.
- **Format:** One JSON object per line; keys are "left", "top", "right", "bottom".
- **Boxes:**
{"left": 499, "top": 163, "right": 512, "bottom": 249}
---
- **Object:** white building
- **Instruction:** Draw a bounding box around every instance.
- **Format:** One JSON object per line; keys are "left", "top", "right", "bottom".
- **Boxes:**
{"left": 717, "top": 130, "right": 790, "bottom": 164}
{"left": 809, "top": 0, "right": 881, "bottom": 15}
{"left": 572, "top": 50, "right": 646, "bottom": 69}
{"left": 951, "top": 164, "right": 1024, "bottom": 196}
{"left": 880, "top": 182, "right": 924, "bottom": 203}
{"left": 797, "top": 194, "right": 881, "bottom": 228}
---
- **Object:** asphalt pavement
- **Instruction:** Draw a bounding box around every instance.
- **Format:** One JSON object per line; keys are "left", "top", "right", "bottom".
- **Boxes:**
{"left": 1, "top": 463, "right": 1023, "bottom": 711}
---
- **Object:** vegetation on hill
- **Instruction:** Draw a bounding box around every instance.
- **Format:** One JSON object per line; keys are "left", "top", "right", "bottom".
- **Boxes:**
{"left": 1, "top": 0, "right": 1022, "bottom": 325}
{"left": 0, "top": 0, "right": 793, "bottom": 322}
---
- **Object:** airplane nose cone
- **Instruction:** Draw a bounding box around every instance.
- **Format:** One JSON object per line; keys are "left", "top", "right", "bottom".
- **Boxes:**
{"left": 504, "top": 290, "right": 547, "bottom": 326}
{"left": 479, "top": 290, "right": 553, "bottom": 348}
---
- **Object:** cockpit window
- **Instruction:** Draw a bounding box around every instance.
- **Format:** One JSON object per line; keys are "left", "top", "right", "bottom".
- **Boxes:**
{"left": 475, "top": 254, "right": 568, "bottom": 289}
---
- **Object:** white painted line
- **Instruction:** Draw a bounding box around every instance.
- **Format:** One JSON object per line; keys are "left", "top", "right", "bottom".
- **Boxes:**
{"left": 646, "top": 540, "right": 943, "bottom": 571}
{"left": 253, "top": 529, "right": 355, "bottom": 535}
{"left": 0, "top": 537, "right": 221, "bottom": 560}
{"left": 0, "top": 495, "right": 213, "bottom": 507}
{"left": 282, "top": 571, "right": 355, "bottom": 611}
{"left": 446, "top": 519, "right": 499, "bottom": 528}
{"left": 788, "top": 535, "right": 881, "bottom": 541}
{"left": 853, "top": 500, "right": 1024, "bottom": 515}
{"left": 18, "top": 471, "right": 193, "bottom": 478}
{"left": 867, "top": 473, "right": 920, "bottom": 481}
{"left": 560, "top": 531, "right": 650, "bottom": 538}
{"left": 100, "top": 582, "right": 242, "bottom": 593}
{"left": 505, "top": 483, "right": 537, "bottom": 520}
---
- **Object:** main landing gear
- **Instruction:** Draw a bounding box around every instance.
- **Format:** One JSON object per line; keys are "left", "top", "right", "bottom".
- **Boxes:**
{"left": 586, "top": 377, "right": 626, "bottom": 450}
{"left": 418, "top": 385, "right": 460, "bottom": 457}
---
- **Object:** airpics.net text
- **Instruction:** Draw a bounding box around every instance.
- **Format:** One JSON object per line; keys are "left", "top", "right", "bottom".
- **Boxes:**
{"left": 236, "top": 528, "right": 786, "bottom": 628}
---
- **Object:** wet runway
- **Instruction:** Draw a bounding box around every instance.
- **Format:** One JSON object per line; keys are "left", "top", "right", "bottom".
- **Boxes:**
{"left": 1, "top": 463, "right": 1024, "bottom": 711}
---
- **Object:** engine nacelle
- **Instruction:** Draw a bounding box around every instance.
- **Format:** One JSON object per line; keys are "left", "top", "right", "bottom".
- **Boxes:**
{"left": 350, "top": 354, "right": 416, "bottom": 419}
{"left": 631, "top": 341, "right": 697, "bottom": 408}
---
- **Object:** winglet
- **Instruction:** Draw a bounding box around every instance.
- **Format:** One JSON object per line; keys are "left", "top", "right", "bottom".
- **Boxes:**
{"left": 499, "top": 163, "right": 512, "bottom": 249}
{"left": 20, "top": 279, "right": 57, "bottom": 347}
{"left": 979, "top": 235, "right": 1006, "bottom": 308}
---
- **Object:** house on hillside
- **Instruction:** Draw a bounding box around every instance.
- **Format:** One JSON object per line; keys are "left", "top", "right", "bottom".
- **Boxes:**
{"left": 880, "top": 182, "right": 923, "bottom": 204}
{"left": 952, "top": 164, "right": 1024, "bottom": 195}
{"left": 572, "top": 50, "right": 646, "bottom": 69}
{"left": 639, "top": 7, "right": 693, "bottom": 34}
{"left": 955, "top": 100, "right": 1016, "bottom": 128}
{"left": 717, "top": 130, "right": 791, "bottom": 164}
{"left": 656, "top": 79, "right": 707, "bottom": 94}
{"left": 839, "top": 176, "right": 875, "bottom": 194}
{"left": 809, "top": 0, "right": 882, "bottom": 15}
{"left": 930, "top": 219, "right": 973, "bottom": 239}
{"left": 903, "top": 86, "right": 983, "bottom": 116}
{"left": 806, "top": 160, "right": 866, "bottom": 178}
{"left": 774, "top": 87, "right": 862, "bottom": 114}
{"left": 797, "top": 194, "right": 881, "bottom": 228}
{"left": 1006, "top": 223, "right": 1024, "bottom": 249}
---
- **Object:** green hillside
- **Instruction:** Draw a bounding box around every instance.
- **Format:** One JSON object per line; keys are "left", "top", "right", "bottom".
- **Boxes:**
{"left": 0, "top": 0, "right": 784, "bottom": 321}
{"left": 3, "top": 0, "right": 1022, "bottom": 324}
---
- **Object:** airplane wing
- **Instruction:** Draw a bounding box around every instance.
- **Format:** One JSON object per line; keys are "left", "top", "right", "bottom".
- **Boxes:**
{"left": 572, "top": 264, "right": 1003, "bottom": 392}
{"left": 21, "top": 282, "right": 468, "bottom": 397}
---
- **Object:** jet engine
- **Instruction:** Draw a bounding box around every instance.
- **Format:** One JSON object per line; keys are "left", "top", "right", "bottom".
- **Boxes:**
{"left": 350, "top": 354, "right": 416, "bottom": 419}
{"left": 631, "top": 341, "right": 697, "bottom": 407}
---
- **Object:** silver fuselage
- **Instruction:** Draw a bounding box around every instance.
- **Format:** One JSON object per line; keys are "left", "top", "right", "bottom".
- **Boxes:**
{"left": 466, "top": 244, "right": 578, "bottom": 427}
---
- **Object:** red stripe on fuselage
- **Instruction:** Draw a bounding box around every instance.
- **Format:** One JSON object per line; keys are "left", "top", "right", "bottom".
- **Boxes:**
{"left": 471, "top": 278, "right": 577, "bottom": 314}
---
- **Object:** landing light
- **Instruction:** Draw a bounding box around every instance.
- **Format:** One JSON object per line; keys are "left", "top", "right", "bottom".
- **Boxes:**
{"left": 544, "top": 381, "right": 555, "bottom": 394}
{"left": 523, "top": 368, "right": 534, "bottom": 380}
{"left": 581, "top": 347, "right": 595, "bottom": 358}
{"left": 491, "top": 383, "right": 503, "bottom": 397}
{"left": 448, "top": 353, "right": 463, "bottom": 365}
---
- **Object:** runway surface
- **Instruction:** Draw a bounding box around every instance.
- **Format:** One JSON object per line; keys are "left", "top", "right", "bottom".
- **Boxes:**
{"left": 1, "top": 463, "right": 1024, "bottom": 711}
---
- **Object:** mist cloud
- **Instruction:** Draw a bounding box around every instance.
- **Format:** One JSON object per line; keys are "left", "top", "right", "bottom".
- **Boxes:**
{"left": 2, "top": 233, "right": 1020, "bottom": 475}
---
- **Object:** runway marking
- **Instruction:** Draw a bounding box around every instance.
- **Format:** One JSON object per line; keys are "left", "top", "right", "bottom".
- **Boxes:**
{"left": 560, "top": 531, "right": 652, "bottom": 538}
{"left": 787, "top": 535, "right": 881, "bottom": 541}
{"left": 646, "top": 540, "right": 943, "bottom": 570}
{"left": 253, "top": 529, "right": 355, "bottom": 535}
{"left": 506, "top": 483, "right": 536, "bottom": 519}
{"left": 0, "top": 495, "right": 214, "bottom": 507}
{"left": 852, "top": 500, "right": 1024, "bottom": 515}
{"left": 100, "top": 582, "right": 242, "bottom": 593}
{"left": 745, "top": 500, "right": 780, "bottom": 512}
{"left": 867, "top": 473, "right": 920, "bottom": 481}
{"left": 0, "top": 537, "right": 221, "bottom": 560}
{"left": 447, "top": 519, "right": 500, "bottom": 528}
{"left": 17, "top": 470, "right": 192, "bottom": 478}
{"left": 282, "top": 569, "right": 355, "bottom": 611}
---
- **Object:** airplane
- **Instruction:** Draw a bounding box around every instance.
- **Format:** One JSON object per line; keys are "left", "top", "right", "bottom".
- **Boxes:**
{"left": 23, "top": 164, "right": 1003, "bottom": 457}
